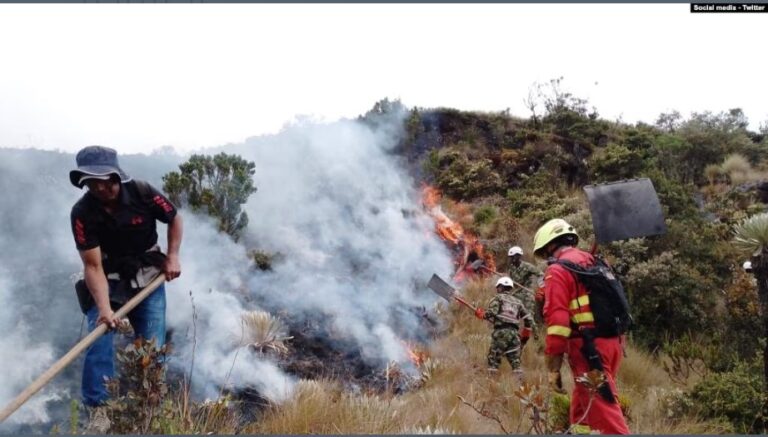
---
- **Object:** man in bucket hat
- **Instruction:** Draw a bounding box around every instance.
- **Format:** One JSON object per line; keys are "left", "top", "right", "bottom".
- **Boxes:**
{"left": 69, "top": 145, "right": 183, "bottom": 433}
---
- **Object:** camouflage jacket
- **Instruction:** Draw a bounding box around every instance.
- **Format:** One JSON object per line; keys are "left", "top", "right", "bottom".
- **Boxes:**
{"left": 509, "top": 260, "right": 543, "bottom": 290}
{"left": 484, "top": 291, "right": 533, "bottom": 330}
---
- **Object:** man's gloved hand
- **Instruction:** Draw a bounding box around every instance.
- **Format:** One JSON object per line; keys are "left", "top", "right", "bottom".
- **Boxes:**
{"left": 545, "top": 354, "right": 566, "bottom": 394}
{"left": 474, "top": 307, "right": 486, "bottom": 320}
{"left": 520, "top": 327, "right": 531, "bottom": 348}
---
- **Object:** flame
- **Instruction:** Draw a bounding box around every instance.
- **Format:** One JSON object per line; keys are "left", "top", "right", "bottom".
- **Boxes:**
{"left": 401, "top": 340, "right": 428, "bottom": 367}
{"left": 421, "top": 184, "right": 496, "bottom": 282}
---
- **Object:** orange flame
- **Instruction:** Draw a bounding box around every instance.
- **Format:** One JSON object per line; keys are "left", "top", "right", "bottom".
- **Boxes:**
{"left": 421, "top": 184, "right": 496, "bottom": 282}
{"left": 401, "top": 340, "right": 428, "bottom": 367}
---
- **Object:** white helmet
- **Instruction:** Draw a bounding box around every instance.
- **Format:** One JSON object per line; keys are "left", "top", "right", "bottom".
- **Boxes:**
{"left": 495, "top": 277, "right": 514, "bottom": 288}
{"left": 508, "top": 246, "right": 524, "bottom": 257}
{"left": 743, "top": 261, "right": 753, "bottom": 271}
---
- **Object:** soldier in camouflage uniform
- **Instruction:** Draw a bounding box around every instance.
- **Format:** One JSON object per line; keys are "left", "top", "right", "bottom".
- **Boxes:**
{"left": 508, "top": 246, "right": 543, "bottom": 324}
{"left": 475, "top": 277, "right": 533, "bottom": 377}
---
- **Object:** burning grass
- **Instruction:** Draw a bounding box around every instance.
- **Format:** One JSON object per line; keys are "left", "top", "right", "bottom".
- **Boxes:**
{"left": 422, "top": 184, "right": 497, "bottom": 282}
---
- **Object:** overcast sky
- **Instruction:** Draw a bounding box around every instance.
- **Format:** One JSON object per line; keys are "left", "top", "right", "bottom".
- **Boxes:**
{"left": 0, "top": 3, "right": 765, "bottom": 155}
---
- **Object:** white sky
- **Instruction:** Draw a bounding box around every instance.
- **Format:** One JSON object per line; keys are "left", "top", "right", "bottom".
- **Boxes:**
{"left": 0, "top": 3, "right": 765, "bottom": 154}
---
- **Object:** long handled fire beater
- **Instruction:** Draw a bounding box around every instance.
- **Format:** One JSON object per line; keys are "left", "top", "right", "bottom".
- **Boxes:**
{"left": 427, "top": 273, "right": 479, "bottom": 313}
{"left": 0, "top": 274, "right": 166, "bottom": 423}
{"left": 576, "top": 178, "right": 668, "bottom": 403}
{"left": 466, "top": 259, "right": 536, "bottom": 294}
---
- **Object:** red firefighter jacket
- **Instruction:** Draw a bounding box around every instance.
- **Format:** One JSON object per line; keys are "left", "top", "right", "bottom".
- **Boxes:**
{"left": 542, "top": 246, "right": 596, "bottom": 355}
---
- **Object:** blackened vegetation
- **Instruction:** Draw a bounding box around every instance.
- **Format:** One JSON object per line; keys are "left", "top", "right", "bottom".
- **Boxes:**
{"left": 226, "top": 387, "right": 270, "bottom": 426}
{"left": 274, "top": 308, "right": 442, "bottom": 395}
{"left": 281, "top": 319, "right": 379, "bottom": 385}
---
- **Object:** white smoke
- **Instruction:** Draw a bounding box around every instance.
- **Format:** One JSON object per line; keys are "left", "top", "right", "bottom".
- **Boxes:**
{"left": 164, "top": 213, "right": 296, "bottom": 401}
{"left": 164, "top": 113, "right": 454, "bottom": 401}
{"left": 0, "top": 111, "right": 455, "bottom": 426}
{"left": 0, "top": 270, "right": 62, "bottom": 426}
{"left": 234, "top": 115, "right": 454, "bottom": 364}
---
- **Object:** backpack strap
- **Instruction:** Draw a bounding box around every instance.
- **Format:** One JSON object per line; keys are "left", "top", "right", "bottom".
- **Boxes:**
{"left": 554, "top": 259, "right": 602, "bottom": 278}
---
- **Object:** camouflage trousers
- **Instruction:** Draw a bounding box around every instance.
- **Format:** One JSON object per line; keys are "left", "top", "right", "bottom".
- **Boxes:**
{"left": 487, "top": 327, "right": 522, "bottom": 370}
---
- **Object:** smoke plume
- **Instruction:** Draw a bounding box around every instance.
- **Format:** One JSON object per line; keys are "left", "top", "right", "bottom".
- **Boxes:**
{"left": 0, "top": 110, "right": 454, "bottom": 430}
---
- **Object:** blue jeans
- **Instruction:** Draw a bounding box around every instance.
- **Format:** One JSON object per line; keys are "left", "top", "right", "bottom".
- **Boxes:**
{"left": 82, "top": 283, "right": 166, "bottom": 407}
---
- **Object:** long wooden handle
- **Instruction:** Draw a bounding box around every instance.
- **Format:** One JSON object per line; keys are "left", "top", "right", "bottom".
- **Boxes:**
{"left": 481, "top": 266, "right": 536, "bottom": 293}
{"left": 0, "top": 274, "right": 166, "bottom": 423}
{"left": 453, "top": 295, "right": 477, "bottom": 311}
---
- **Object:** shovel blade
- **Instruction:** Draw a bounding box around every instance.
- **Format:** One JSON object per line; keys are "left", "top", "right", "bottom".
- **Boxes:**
{"left": 427, "top": 274, "right": 457, "bottom": 302}
{"left": 584, "top": 178, "right": 667, "bottom": 244}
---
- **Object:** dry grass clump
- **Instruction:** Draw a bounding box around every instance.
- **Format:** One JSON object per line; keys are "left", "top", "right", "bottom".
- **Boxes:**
{"left": 247, "top": 379, "right": 403, "bottom": 434}
{"left": 167, "top": 390, "right": 240, "bottom": 434}
{"left": 403, "top": 424, "right": 457, "bottom": 434}
{"left": 721, "top": 153, "right": 751, "bottom": 183}
{"left": 237, "top": 310, "right": 291, "bottom": 354}
{"left": 704, "top": 163, "right": 724, "bottom": 185}
{"left": 719, "top": 153, "right": 766, "bottom": 185}
{"left": 618, "top": 344, "right": 672, "bottom": 390}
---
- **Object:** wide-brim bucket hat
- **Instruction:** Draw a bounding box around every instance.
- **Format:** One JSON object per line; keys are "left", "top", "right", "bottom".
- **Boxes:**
{"left": 69, "top": 145, "right": 131, "bottom": 188}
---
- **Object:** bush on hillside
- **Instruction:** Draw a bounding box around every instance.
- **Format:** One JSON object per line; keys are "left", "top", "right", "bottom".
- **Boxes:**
{"left": 621, "top": 125, "right": 658, "bottom": 155}
{"left": 653, "top": 219, "right": 742, "bottom": 290}
{"left": 163, "top": 153, "right": 257, "bottom": 241}
{"left": 722, "top": 273, "right": 764, "bottom": 362}
{"left": 588, "top": 143, "right": 645, "bottom": 183}
{"left": 625, "top": 252, "right": 717, "bottom": 351}
{"left": 689, "top": 360, "right": 768, "bottom": 433}
{"left": 473, "top": 205, "right": 497, "bottom": 226}
{"left": 428, "top": 149, "right": 503, "bottom": 200}
{"left": 641, "top": 168, "right": 699, "bottom": 219}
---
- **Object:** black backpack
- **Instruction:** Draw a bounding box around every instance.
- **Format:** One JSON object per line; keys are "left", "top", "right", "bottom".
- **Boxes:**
{"left": 552, "top": 257, "right": 633, "bottom": 338}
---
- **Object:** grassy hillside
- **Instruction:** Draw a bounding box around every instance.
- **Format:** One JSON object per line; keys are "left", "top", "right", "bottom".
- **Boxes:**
{"left": 59, "top": 94, "right": 768, "bottom": 434}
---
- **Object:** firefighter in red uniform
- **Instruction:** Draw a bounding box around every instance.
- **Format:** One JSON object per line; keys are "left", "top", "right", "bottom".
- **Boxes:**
{"left": 533, "top": 218, "right": 629, "bottom": 435}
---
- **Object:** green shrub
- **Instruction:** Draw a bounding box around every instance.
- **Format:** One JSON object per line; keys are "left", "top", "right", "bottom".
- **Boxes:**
{"left": 654, "top": 219, "right": 742, "bottom": 289}
{"left": 641, "top": 168, "right": 698, "bottom": 219}
{"left": 589, "top": 143, "right": 645, "bottom": 183}
{"left": 163, "top": 153, "right": 257, "bottom": 241}
{"left": 548, "top": 393, "right": 570, "bottom": 432}
{"left": 661, "top": 333, "right": 717, "bottom": 383}
{"left": 473, "top": 205, "right": 497, "bottom": 226}
{"left": 546, "top": 391, "right": 631, "bottom": 433}
{"left": 432, "top": 150, "right": 503, "bottom": 200}
{"left": 689, "top": 361, "right": 768, "bottom": 433}
{"left": 722, "top": 274, "right": 763, "bottom": 361}
{"left": 248, "top": 249, "right": 281, "bottom": 271}
{"left": 625, "top": 252, "right": 717, "bottom": 351}
{"left": 106, "top": 339, "right": 171, "bottom": 434}
{"left": 658, "top": 388, "right": 696, "bottom": 420}
{"left": 738, "top": 140, "right": 768, "bottom": 165}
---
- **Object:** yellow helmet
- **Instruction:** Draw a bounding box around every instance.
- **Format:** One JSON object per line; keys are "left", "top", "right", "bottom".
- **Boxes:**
{"left": 533, "top": 218, "right": 579, "bottom": 257}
